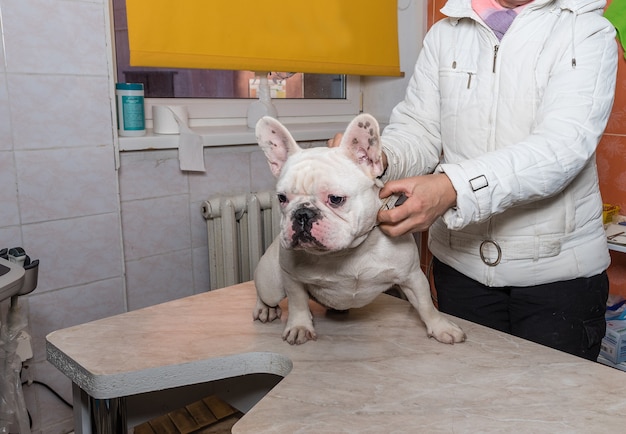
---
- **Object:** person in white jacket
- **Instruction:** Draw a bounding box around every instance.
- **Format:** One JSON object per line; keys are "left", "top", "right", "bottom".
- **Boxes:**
{"left": 374, "top": 0, "right": 618, "bottom": 361}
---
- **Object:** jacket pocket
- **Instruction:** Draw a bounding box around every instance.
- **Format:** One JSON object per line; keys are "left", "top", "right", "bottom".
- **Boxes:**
{"left": 439, "top": 67, "right": 477, "bottom": 94}
{"left": 439, "top": 67, "right": 479, "bottom": 148}
{"left": 583, "top": 317, "right": 606, "bottom": 351}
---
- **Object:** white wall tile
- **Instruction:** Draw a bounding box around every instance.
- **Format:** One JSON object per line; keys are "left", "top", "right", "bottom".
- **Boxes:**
{"left": 0, "top": 151, "right": 20, "bottom": 226}
{"left": 0, "top": 225, "right": 22, "bottom": 248}
{"left": 121, "top": 194, "right": 191, "bottom": 260}
{"left": 190, "top": 200, "right": 207, "bottom": 249}
{"left": 125, "top": 250, "right": 194, "bottom": 310}
{"left": 188, "top": 148, "right": 253, "bottom": 202}
{"left": 15, "top": 146, "right": 119, "bottom": 223}
{"left": 0, "top": 28, "right": 5, "bottom": 74}
{"left": 119, "top": 150, "right": 188, "bottom": 201}
{"left": 21, "top": 213, "right": 123, "bottom": 292}
{"left": 8, "top": 74, "right": 113, "bottom": 150}
{"left": 2, "top": 0, "right": 108, "bottom": 75}
{"left": 0, "top": 74, "right": 12, "bottom": 150}
{"left": 250, "top": 148, "right": 278, "bottom": 192}
{"left": 192, "top": 246, "right": 210, "bottom": 294}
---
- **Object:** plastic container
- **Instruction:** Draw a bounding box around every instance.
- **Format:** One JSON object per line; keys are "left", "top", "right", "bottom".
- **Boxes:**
{"left": 603, "top": 203, "right": 620, "bottom": 225}
{"left": 116, "top": 83, "right": 146, "bottom": 137}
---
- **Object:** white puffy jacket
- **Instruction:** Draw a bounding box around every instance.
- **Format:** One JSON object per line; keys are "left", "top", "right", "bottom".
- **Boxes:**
{"left": 382, "top": 0, "right": 618, "bottom": 287}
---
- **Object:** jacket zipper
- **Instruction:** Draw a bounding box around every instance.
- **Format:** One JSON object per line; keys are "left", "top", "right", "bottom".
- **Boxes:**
{"left": 492, "top": 45, "right": 499, "bottom": 73}
{"left": 487, "top": 44, "right": 499, "bottom": 284}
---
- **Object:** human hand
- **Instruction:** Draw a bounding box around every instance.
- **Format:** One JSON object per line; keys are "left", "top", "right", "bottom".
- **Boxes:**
{"left": 327, "top": 133, "right": 343, "bottom": 148}
{"left": 377, "top": 173, "right": 457, "bottom": 236}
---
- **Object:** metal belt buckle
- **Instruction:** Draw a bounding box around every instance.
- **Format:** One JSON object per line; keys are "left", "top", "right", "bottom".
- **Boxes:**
{"left": 479, "top": 239, "right": 502, "bottom": 266}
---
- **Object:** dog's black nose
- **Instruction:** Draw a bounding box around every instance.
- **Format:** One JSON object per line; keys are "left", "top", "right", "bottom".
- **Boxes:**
{"left": 290, "top": 207, "right": 324, "bottom": 249}
{"left": 293, "top": 207, "right": 317, "bottom": 228}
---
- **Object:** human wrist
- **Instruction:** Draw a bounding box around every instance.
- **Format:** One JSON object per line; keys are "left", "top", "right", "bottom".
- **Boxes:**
{"left": 438, "top": 173, "right": 457, "bottom": 209}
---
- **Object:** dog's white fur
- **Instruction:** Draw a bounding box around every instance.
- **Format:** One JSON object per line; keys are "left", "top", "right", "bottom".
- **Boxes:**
{"left": 253, "top": 114, "right": 466, "bottom": 345}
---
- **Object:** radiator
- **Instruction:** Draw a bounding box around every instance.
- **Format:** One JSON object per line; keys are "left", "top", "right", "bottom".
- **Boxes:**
{"left": 202, "top": 191, "right": 281, "bottom": 290}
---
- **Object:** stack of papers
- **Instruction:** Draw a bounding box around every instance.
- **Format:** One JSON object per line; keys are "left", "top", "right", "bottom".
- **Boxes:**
{"left": 606, "top": 223, "right": 626, "bottom": 246}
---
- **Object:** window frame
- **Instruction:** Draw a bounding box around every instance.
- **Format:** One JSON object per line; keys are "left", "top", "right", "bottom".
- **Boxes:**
{"left": 141, "top": 75, "right": 362, "bottom": 129}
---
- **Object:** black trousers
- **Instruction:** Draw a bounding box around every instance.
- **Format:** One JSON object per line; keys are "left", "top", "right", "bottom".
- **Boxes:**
{"left": 433, "top": 257, "right": 609, "bottom": 361}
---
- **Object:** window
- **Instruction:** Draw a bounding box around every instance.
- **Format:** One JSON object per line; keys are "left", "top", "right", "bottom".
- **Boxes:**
{"left": 111, "top": 0, "right": 361, "bottom": 125}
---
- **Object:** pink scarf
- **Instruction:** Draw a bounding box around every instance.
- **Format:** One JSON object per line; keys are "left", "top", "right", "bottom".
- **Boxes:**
{"left": 472, "top": 0, "right": 530, "bottom": 40}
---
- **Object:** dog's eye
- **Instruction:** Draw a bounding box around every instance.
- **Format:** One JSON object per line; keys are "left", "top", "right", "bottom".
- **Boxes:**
{"left": 328, "top": 195, "right": 346, "bottom": 208}
{"left": 277, "top": 193, "right": 288, "bottom": 204}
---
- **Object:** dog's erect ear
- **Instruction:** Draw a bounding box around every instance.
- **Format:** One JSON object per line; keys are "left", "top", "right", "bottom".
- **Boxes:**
{"left": 339, "top": 114, "right": 384, "bottom": 179}
{"left": 256, "top": 116, "right": 302, "bottom": 178}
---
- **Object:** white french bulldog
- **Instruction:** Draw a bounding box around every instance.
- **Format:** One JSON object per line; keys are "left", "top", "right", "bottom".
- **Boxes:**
{"left": 253, "top": 114, "right": 466, "bottom": 345}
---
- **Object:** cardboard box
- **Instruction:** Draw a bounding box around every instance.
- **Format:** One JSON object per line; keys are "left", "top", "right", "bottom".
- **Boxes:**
{"left": 600, "top": 320, "right": 626, "bottom": 364}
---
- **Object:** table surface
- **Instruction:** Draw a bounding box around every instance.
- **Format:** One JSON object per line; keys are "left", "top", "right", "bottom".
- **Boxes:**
{"left": 47, "top": 281, "right": 626, "bottom": 433}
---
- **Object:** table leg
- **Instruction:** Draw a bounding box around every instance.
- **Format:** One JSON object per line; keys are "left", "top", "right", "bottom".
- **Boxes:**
{"left": 90, "top": 396, "right": 127, "bottom": 434}
{"left": 72, "top": 383, "right": 91, "bottom": 434}
{"left": 71, "top": 383, "right": 127, "bottom": 434}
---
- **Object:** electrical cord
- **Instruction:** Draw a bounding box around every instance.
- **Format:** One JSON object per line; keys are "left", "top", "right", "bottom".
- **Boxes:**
{"left": 21, "top": 380, "right": 73, "bottom": 408}
{"left": 18, "top": 379, "right": 73, "bottom": 431}
{"left": 17, "top": 366, "right": 73, "bottom": 431}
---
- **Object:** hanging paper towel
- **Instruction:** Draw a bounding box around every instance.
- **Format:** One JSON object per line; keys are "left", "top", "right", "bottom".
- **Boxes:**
{"left": 152, "top": 105, "right": 205, "bottom": 172}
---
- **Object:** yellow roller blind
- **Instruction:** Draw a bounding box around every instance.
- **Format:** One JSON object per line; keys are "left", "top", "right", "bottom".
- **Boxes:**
{"left": 126, "top": 0, "right": 401, "bottom": 77}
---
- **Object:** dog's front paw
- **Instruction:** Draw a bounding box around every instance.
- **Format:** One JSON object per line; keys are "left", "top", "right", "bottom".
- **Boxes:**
{"left": 282, "top": 325, "right": 317, "bottom": 345}
{"left": 427, "top": 317, "right": 466, "bottom": 344}
{"left": 253, "top": 298, "right": 282, "bottom": 323}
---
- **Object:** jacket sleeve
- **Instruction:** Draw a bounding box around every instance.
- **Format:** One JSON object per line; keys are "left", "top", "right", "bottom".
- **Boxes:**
{"left": 381, "top": 27, "right": 444, "bottom": 180}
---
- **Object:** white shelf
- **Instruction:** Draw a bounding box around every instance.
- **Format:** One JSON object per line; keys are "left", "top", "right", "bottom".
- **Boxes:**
{"left": 606, "top": 223, "right": 626, "bottom": 253}
{"left": 608, "top": 242, "right": 626, "bottom": 253}
{"left": 118, "top": 122, "right": 347, "bottom": 151}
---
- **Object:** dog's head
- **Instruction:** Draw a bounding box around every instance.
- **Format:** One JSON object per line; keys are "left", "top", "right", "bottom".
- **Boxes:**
{"left": 256, "top": 114, "right": 384, "bottom": 253}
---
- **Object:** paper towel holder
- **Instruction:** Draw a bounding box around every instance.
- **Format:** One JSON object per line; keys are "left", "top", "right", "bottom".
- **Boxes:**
{"left": 153, "top": 105, "right": 189, "bottom": 134}
{"left": 246, "top": 72, "right": 278, "bottom": 128}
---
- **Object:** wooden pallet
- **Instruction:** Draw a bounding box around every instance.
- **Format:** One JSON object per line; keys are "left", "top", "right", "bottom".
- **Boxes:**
{"left": 134, "top": 395, "right": 243, "bottom": 434}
